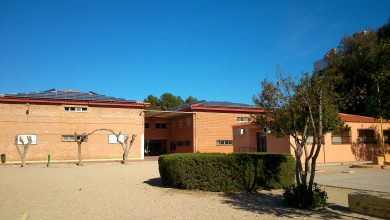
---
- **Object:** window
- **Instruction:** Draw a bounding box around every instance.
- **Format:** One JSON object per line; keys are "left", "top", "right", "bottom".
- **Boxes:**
{"left": 64, "top": 107, "right": 87, "bottom": 112}
{"left": 332, "top": 131, "right": 351, "bottom": 144}
{"left": 358, "top": 129, "right": 376, "bottom": 144}
{"left": 185, "top": 140, "right": 191, "bottom": 146}
{"left": 145, "top": 123, "right": 149, "bottom": 129}
{"left": 155, "top": 123, "right": 167, "bottom": 129}
{"left": 108, "top": 134, "right": 125, "bottom": 144}
{"left": 237, "top": 117, "right": 251, "bottom": 122}
{"left": 384, "top": 130, "right": 390, "bottom": 144}
{"left": 238, "top": 128, "right": 245, "bottom": 135}
{"left": 306, "top": 136, "right": 325, "bottom": 144}
{"left": 216, "top": 140, "right": 233, "bottom": 145}
{"left": 170, "top": 142, "right": 176, "bottom": 151}
{"left": 62, "top": 135, "right": 88, "bottom": 142}
{"left": 62, "top": 135, "right": 76, "bottom": 142}
{"left": 17, "top": 134, "right": 37, "bottom": 145}
{"left": 177, "top": 141, "right": 184, "bottom": 146}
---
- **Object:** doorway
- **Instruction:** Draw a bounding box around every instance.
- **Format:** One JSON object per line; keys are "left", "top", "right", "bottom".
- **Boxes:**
{"left": 144, "top": 140, "right": 167, "bottom": 156}
{"left": 256, "top": 133, "right": 267, "bottom": 152}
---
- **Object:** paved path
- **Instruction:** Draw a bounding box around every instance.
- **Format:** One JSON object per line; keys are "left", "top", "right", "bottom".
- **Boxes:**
{"left": 315, "top": 164, "right": 390, "bottom": 193}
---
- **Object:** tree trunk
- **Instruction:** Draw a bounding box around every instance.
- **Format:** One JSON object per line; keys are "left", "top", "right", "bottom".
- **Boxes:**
{"left": 21, "top": 154, "right": 26, "bottom": 167}
{"left": 309, "top": 92, "right": 323, "bottom": 189}
{"left": 123, "top": 150, "right": 128, "bottom": 164}
{"left": 77, "top": 142, "right": 83, "bottom": 166}
{"left": 294, "top": 149, "right": 303, "bottom": 185}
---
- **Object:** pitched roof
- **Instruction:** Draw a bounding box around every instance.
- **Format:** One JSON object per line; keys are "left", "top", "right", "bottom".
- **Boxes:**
{"left": 338, "top": 113, "right": 390, "bottom": 123}
{"left": 174, "top": 100, "right": 264, "bottom": 113}
{"left": 0, "top": 89, "right": 149, "bottom": 108}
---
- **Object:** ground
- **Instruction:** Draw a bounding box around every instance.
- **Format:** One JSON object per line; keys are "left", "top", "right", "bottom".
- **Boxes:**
{"left": 0, "top": 161, "right": 387, "bottom": 220}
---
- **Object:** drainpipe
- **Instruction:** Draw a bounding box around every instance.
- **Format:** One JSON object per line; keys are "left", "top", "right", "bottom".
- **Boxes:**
{"left": 193, "top": 113, "right": 197, "bottom": 153}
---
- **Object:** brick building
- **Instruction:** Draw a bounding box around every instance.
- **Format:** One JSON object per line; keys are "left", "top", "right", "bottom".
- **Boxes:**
{"left": 0, "top": 90, "right": 263, "bottom": 162}
{"left": 2, "top": 89, "right": 386, "bottom": 164}
{"left": 233, "top": 113, "right": 390, "bottom": 163}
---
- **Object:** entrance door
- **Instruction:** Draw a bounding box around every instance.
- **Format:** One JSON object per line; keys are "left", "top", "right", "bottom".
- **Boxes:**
{"left": 256, "top": 133, "right": 267, "bottom": 152}
{"left": 144, "top": 140, "right": 167, "bottom": 156}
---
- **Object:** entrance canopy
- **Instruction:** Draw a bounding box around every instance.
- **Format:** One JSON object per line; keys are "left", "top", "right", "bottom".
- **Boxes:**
{"left": 144, "top": 110, "right": 194, "bottom": 118}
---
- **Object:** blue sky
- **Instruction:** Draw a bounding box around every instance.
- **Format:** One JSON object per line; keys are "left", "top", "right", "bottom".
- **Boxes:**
{"left": 1, "top": 0, "right": 389, "bottom": 104}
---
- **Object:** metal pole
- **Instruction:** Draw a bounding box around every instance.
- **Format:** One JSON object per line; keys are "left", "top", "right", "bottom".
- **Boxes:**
{"left": 47, "top": 154, "right": 51, "bottom": 167}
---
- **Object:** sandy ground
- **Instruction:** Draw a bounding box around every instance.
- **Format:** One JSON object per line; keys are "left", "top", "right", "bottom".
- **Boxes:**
{"left": 0, "top": 161, "right": 382, "bottom": 220}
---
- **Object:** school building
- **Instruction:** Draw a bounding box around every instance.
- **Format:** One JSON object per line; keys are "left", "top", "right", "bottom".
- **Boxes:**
{"left": 0, "top": 89, "right": 388, "bottom": 163}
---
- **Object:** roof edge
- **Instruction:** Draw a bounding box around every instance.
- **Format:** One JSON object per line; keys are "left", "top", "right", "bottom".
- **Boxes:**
{"left": 0, "top": 97, "right": 149, "bottom": 109}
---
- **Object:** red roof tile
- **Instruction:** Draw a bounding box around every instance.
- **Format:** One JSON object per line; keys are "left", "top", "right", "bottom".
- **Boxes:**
{"left": 338, "top": 113, "right": 390, "bottom": 123}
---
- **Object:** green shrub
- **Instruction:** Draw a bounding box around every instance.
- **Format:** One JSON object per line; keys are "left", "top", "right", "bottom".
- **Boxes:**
{"left": 283, "top": 183, "right": 328, "bottom": 209}
{"left": 158, "top": 153, "right": 295, "bottom": 192}
{"left": 1, "top": 154, "right": 5, "bottom": 163}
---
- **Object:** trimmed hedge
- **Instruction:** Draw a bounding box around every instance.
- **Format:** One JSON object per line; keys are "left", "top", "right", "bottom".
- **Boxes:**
{"left": 158, "top": 153, "right": 295, "bottom": 192}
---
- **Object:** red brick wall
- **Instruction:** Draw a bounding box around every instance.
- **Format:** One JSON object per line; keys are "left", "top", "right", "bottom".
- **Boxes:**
{"left": 194, "top": 112, "right": 252, "bottom": 153}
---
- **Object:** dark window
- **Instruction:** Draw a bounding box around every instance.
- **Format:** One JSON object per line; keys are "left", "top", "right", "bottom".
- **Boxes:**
{"left": 177, "top": 141, "right": 184, "bottom": 146}
{"left": 156, "top": 123, "right": 167, "bottom": 129}
{"left": 358, "top": 129, "right": 376, "bottom": 144}
{"left": 145, "top": 123, "right": 149, "bottom": 129}
{"left": 332, "top": 130, "right": 351, "bottom": 144}
{"left": 170, "top": 142, "right": 176, "bottom": 151}
{"left": 384, "top": 130, "right": 390, "bottom": 144}
{"left": 185, "top": 140, "right": 191, "bottom": 146}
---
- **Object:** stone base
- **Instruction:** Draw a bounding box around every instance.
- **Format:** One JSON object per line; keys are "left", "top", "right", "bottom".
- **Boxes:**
{"left": 348, "top": 192, "right": 390, "bottom": 219}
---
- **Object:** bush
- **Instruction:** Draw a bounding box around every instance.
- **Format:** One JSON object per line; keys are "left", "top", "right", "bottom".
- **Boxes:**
{"left": 158, "top": 153, "right": 295, "bottom": 192}
{"left": 1, "top": 154, "right": 5, "bottom": 163}
{"left": 283, "top": 183, "right": 328, "bottom": 209}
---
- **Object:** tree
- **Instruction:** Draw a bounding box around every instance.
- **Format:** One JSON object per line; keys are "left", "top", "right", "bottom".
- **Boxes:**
{"left": 253, "top": 72, "right": 344, "bottom": 207}
{"left": 73, "top": 129, "right": 137, "bottom": 166}
{"left": 15, "top": 135, "right": 32, "bottom": 167}
{"left": 160, "top": 93, "right": 184, "bottom": 110}
{"left": 73, "top": 132, "right": 89, "bottom": 166}
{"left": 185, "top": 96, "right": 199, "bottom": 104}
{"left": 109, "top": 131, "right": 137, "bottom": 164}
{"left": 324, "top": 20, "right": 390, "bottom": 120}
{"left": 144, "top": 95, "right": 161, "bottom": 110}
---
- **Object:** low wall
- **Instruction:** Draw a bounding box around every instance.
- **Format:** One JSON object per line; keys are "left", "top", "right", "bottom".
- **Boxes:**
{"left": 348, "top": 192, "right": 390, "bottom": 219}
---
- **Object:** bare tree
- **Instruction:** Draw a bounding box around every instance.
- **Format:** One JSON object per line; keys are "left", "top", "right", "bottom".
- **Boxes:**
{"left": 72, "top": 129, "right": 136, "bottom": 166}
{"left": 15, "top": 135, "right": 32, "bottom": 167}
{"left": 73, "top": 132, "right": 89, "bottom": 166}
{"left": 111, "top": 132, "right": 137, "bottom": 164}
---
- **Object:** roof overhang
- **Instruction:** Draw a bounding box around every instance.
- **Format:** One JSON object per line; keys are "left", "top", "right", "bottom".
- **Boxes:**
{"left": 144, "top": 110, "right": 195, "bottom": 118}
{"left": 179, "top": 105, "right": 265, "bottom": 114}
{"left": 0, "top": 97, "right": 149, "bottom": 109}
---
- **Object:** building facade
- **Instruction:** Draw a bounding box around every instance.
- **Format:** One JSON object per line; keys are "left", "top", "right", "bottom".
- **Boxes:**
{"left": 233, "top": 113, "right": 390, "bottom": 163}
{"left": 0, "top": 90, "right": 263, "bottom": 162}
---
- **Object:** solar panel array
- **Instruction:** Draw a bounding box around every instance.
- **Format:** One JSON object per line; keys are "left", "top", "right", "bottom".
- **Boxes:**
{"left": 171, "top": 100, "right": 258, "bottom": 111}
{"left": 199, "top": 101, "right": 258, "bottom": 108}
{"left": 5, "top": 90, "right": 136, "bottom": 103}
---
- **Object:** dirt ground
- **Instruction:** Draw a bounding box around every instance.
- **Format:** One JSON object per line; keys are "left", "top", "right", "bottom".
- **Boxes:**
{"left": 0, "top": 161, "right": 381, "bottom": 220}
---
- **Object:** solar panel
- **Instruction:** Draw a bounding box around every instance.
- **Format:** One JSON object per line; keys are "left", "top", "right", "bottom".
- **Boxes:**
{"left": 4, "top": 90, "right": 136, "bottom": 103}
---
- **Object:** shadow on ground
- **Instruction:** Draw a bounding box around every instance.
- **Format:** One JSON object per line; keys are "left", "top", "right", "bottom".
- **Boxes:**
{"left": 144, "top": 178, "right": 164, "bottom": 187}
{"left": 222, "top": 192, "right": 368, "bottom": 219}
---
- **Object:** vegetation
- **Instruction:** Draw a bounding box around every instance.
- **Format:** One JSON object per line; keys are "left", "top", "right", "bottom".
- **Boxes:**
{"left": 15, "top": 136, "right": 33, "bottom": 167}
{"left": 1, "top": 153, "right": 6, "bottom": 163}
{"left": 158, "top": 153, "right": 295, "bottom": 192}
{"left": 283, "top": 183, "right": 328, "bottom": 209}
{"left": 324, "top": 20, "right": 390, "bottom": 120}
{"left": 144, "top": 93, "right": 199, "bottom": 110}
{"left": 253, "top": 71, "right": 345, "bottom": 208}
